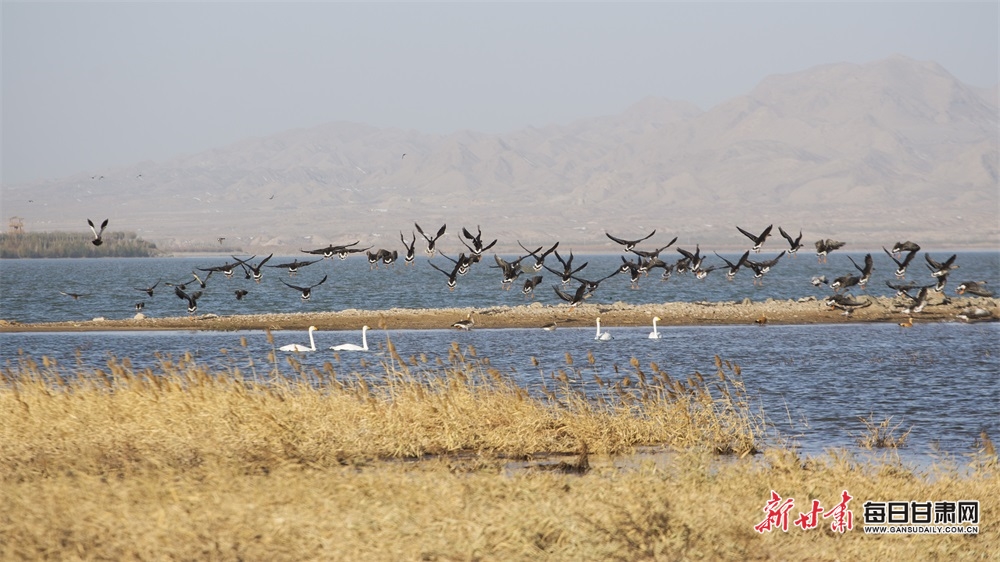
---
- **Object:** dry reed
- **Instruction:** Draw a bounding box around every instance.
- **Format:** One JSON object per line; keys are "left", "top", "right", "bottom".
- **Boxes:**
{"left": 1, "top": 347, "right": 996, "bottom": 560}
{"left": 855, "top": 412, "right": 913, "bottom": 449}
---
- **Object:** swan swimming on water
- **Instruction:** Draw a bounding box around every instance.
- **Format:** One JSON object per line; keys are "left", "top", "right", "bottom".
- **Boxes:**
{"left": 280, "top": 326, "right": 318, "bottom": 352}
{"left": 331, "top": 326, "right": 370, "bottom": 351}
{"left": 595, "top": 317, "right": 612, "bottom": 341}
{"left": 648, "top": 316, "right": 661, "bottom": 339}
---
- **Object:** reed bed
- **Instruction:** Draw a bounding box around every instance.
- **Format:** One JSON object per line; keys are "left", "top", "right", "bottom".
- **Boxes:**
{"left": 1, "top": 344, "right": 996, "bottom": 560}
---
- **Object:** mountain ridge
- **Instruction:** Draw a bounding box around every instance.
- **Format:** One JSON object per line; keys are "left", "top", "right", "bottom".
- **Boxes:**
{"left": 4, "top": 55, "right": 997, "bottom": 252}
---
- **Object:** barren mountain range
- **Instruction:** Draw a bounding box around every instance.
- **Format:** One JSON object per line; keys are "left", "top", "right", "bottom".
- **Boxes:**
{"left": 3, "top": 54, "right": 997, "bottom": 253}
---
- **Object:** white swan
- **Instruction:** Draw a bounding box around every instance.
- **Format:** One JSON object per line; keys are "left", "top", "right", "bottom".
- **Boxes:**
{"left": 648, "top": 316, "right": 661, "bottom": 339}
{"left": 595, "top": 317, "right": 612, "bottom": 341}
{"left": 331, "top": 325, "right": 370, "bottom": 352}
{"left": 280, "top": 326, "right": 318, "bottom": 352}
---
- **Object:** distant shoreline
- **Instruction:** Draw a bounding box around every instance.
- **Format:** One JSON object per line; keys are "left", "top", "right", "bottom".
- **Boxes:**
{"left": 2, "top": 246, "right": 997, "bottom": 260}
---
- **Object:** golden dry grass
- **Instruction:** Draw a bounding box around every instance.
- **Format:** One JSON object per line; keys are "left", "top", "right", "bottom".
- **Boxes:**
{"left": 855, "top": 412, "right": 914, "bottom": 450}
{"left": 1, "top": 346, "right": 996, "bottom": 560}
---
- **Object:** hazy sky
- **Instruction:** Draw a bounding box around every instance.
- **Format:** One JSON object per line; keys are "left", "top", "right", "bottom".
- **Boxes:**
{"left": 2, "top": 2, "right": 997, "bottom": 185}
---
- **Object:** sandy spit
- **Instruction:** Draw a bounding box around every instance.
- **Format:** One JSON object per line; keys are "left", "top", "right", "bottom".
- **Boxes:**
{"left": 1, "top": 296, "right": 996, "bottom": 333}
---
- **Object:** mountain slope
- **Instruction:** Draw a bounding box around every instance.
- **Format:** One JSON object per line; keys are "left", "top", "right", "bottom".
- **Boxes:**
{"left": 4, "top": 55, "right": 996, "bottom": 251}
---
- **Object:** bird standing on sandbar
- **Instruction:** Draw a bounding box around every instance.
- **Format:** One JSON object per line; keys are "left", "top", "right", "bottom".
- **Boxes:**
{"left": 452, "top": 312, "right": 475, "bottom": 330}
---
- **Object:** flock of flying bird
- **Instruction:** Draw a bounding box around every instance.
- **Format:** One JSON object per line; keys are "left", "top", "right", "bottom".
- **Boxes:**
{"left": 72, "top": 219, "right": 994, "bottom": 344}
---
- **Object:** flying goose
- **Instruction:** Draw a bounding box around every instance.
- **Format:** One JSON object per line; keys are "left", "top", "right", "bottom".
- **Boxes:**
{"left": 925, "top": 253, "right": 959, "bottom": 278}
{"left": 335, "top": 245, "right": 372, "bottom": 260}
{"left": 736, "top": 224, "right": 772, "bottom": 253}
{"left": 87, "top": 219, "right": 109, "bottom": 246}
{"left": 492, "top": 255, "right": 525, "bottom": 289}
{"left": 366, "top": 249, "right": 385, "bottom": 269}
{"left": 198, "top": 257, "right": 248, "bottom": 278}
{"left": 814, "top": 239, "right": 846, "bottom": 263}
{"left": 778, "top": 227, "right": 804, "bottom": 256}
{"left": 885, "top": 280, "right": 919, "bottom": 297}
{"left": 629, "top": 237, "right": 678, "bottom": 260}
{"left": 174, "top": 286, "right": 203, "bottom": 314}
{"left": 901, "top": 286, "right": 931, "bottom": 314}
{"left": 302, "top": 241, "right": 361, "bottom": 259}
{"left": 544, "top": 249, "right": 589, "bottom": 284}
{"left": 695, "top": 264, "right": 721, "bottom": 280}
{"left": 522, "top": 275, "right": 544, "bottom": 298}
{"left": 606, "top": 229, "right": 656, "bottom": 252}
{"left": 847, "top": 253, "right": 874, "bottom": 287}
{"left": 956, "top": 281, "right": 992, "bottom": 297}
{"left": 380, "top": 249, "right": 398, "bottom": 266}
{"left": 638, "top": 255, "right": 669, "bottom": 275}
{"left": 676, "top": 245, "right": 704, "bottom": 272}
{"left": 570, "top": 269, "right": 621, "bottom": 296}
{"left": 401, "top": 231, "right": 417, "bottom": 265}
{"left": 746, "top": 251, "right": 785, "bottom": 286}
{"left": 415, "top": 222, "right": 447, "bottom": 256}
{"left": 553, "top": 283, "right": 595, "bottom": 309}
{"left": 429, "top": 259, "right": 462, "bottom": 291}
{"left": 267, "top": 258, "right": 321, "bottom": 275}
{"left": 281, "top": 274, "right": 328, "bottom": 300}
{"left": 714, "top": 251, "right": 750, "bottom": 280}
{"left": 134, "top": 280, "right": 160, "bottom": 297}
{"left": 190, "top": 269, "right": 213, "bottom": 289}
{"left": 518, "top": 241, "right": 560, "bottom": 272}
{"left": 438, "top": 251, "right": 474, "bottom": 276}
{"left": 621, "top": 257, "right": 642, "bottom": 287}
{"left": 659, "top": 262, "right": 675, "bottom": 281}
{"left": 890, "top": 241, "right": 921, "bottom": 256}
{"left": 243, "top": 253, "right": 273, "bottom": 282}
{"left": 460, "top": 225, "right": 497, "bottom": 260}
{"left": 829, "top": 274, "right": 861, "bottom": 293}
{"left": 883, "top": 247, "right": 917, "bottom": 278}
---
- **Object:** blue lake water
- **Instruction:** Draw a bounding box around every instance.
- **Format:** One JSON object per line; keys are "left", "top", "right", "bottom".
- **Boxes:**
{"left": 1, "top": 252, "right": 999, "bottom": 464}
{"left": 1, "top": 251, "right": 997, "bottom": 323}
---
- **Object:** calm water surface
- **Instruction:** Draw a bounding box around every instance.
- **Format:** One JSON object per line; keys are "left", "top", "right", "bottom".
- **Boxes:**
{"left": 2, "top": 252, "right": 997, "bottom": 323}
{"left": 2, "top": 322, "right": 997, "bottom": 464}
{"left": 1, "top": 253, "right": 998, "bottom": 464}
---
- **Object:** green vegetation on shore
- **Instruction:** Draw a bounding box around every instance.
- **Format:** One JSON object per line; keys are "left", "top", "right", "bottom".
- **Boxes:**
{"left": 0, "top": 231, "right": 160, "bottom": 258}
{"left": 1, "top": 345, "right": 995, "bottom": 559}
